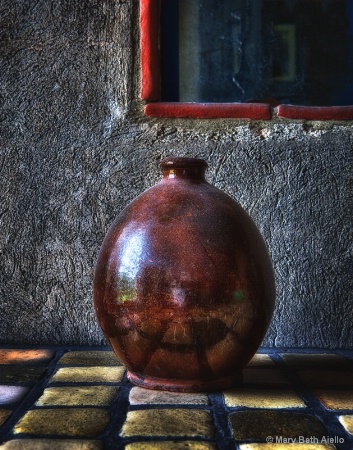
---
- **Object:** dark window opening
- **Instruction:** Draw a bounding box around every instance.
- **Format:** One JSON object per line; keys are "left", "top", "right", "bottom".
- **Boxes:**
{"left": 160, "top": 0, "right": 353, "bottom": 106}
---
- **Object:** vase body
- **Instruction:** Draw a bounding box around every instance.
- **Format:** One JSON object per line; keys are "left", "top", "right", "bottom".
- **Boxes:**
{"left": 94, "top": 157, "right": 275, "bottom": 392}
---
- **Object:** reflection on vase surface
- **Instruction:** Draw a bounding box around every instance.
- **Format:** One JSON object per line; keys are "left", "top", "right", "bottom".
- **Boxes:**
{"left": 94, "top": 157, "right": 275, "bottom": 391}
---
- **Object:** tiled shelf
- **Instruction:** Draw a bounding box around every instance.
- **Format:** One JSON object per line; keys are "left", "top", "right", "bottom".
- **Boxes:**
{"left": 0, "top": 347, "right": 352, "bottom": 449}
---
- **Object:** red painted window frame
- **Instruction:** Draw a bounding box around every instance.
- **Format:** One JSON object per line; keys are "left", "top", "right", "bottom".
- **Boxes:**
{"left": 140, "top": 0, "right": 353, "bottom": 120}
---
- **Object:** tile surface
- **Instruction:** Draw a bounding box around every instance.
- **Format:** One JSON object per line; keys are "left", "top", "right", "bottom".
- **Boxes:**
{"left": 58, "top": 351, "right": 121, "bottom": 366}
{"left": 281, "top": 353, "right": 352, "bottom": 369}
{"left": 239, "top": 444, "right": 336, "bottom": 450}
{"left": 339, "top": 415, "right": 353, "bottom": 435}
{"left": 129, "top": 387, "right": 208, "bottom": 405}
{"left": 121, "top": 409, "right": 215, "bottom": 438}
{"left": 0, "top": 410, "right": 12, "bottom": 427}
{"left": 14, "top": 409, "right": 110, "bottom": 437}
{"left": 224, "top": 387, "right": 306, "bottom": 408}
{"left": 243, "top": 368, "right": 289, "bottom": 386}
{"left": 0, "top": 350, "right": 54, "bottom": 365}
{"left": 0, "top": 439, "right": 103, "bottom": 449}
{"left": 0, "top": 367, "right": 46, "bottom": 383}
{"left": 316, "top": 390, "right": 353, "bottom": 410}
{"left": 125, "top": 442, "right": 216, "bottom": 449}
{"left": 298, "top": 370, "right": 353, "bottom": 388}
{"left": 247, "top": 354, "right": 275, "bottom": 367}
{"left": 0, "top": 386, "right": 29, "bottom": 406}
{"left": 229, "top": 410, "right": 326, "bottom": 440}
{"left": 36, "top": 386, "right": 118, "bottom": 406}
{"left": 0, "top": 348, "right": 352, "bottom": 450}
{"left": 50, "top": 366, "right": 125, "bottom": 383}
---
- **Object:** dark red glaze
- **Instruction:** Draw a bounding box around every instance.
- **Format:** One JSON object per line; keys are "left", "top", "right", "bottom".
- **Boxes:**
{"left": 94, "top": 157, "right": 275, "bottom": 392}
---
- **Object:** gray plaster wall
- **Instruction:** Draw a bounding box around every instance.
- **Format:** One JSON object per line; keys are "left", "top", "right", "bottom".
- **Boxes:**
{"left": 0, "top": 0, "right": 352, "bottom": 347}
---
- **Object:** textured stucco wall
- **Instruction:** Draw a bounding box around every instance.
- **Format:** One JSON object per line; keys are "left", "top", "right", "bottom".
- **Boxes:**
{"left": 0, "top": 0, "right": 352, "bottom": 347}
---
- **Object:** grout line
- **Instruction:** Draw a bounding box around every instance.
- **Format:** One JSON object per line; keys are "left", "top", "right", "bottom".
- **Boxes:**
{"left": 208, "top": 391, "right": 238, "bottom": 450}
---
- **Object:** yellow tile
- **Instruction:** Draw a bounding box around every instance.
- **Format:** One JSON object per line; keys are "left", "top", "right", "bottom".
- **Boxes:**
{"left": 14, "top": 409, "right": 110, "bottom": 437}
{"left": 298, "top": 370, "right": 353, "bottom": 388}
{"left": 224, "top": 388, "right": 306, "bottom": 408}
{"left": 121, "top": 409, "right": 214, "bottom": 438}
{"left": 50, "top": 366, "right": 125, "bottom": 383}
{"left": 129, "top": 387, "right": 208, "bottom": 405}
{"left": 36, "top": 386, "right": 118, "bottom": 406}
{"left": 58, "top": 351, "right": 121, "bottom": 366}
{"left": 339, "top": 415, "right": 353, "bottom": 435}
{"left": 239, "top": 444, "right": 336, "bottom": 449}
{"left": 0, "top": 439, "right": 103, "bottom": 449}
{"left": 243, "top": 368, "right": 289, "bottom": 386}
{"left": 125, "top": 442, "right": 216, "bottom": 450}
{"left": 316, "top": 390, "right": 353, "bottom": 410}
{"left": 0, "top": 350, "right": 53, "bottom": 365}
{"left": 0, "top": 410, "right": 12, "bottom": 426}
{"left": 248, "top": 354, "right": 275, "bottom": 367}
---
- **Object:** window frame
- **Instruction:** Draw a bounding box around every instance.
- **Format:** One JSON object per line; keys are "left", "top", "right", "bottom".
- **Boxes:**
{"left": 140, "top": 0, "right": 353, "bottom": 120}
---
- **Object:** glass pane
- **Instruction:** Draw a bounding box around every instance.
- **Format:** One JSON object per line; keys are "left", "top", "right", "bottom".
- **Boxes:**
{"left": 160, "top": 0, "right": 353, "bottom": 106}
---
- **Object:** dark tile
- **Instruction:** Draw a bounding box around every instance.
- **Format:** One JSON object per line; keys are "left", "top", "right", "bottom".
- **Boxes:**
{"left": 229, "top": 410, "right": 326, "bottom": 441}
{"left": 298, "top": 370, "right": 353, "bottom": 388}
{"left": 0, "top": 409, "right": 12, "bottom": 427}
{"left": 281, "top": 353, "right": 353, "bottom": 370}
{"left": 242, "top": 368, "right": 289, "bottom": 386}
{"left": 0, "top": 366, "right": 46, "bottom": 383}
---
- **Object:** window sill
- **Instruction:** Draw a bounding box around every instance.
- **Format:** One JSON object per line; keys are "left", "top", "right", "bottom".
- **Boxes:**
{"left": 277, "top": 104, "right": 353, "bottom": 121}
{"left": 144, "top": 102, "right": 353, "bottom": 121}
{"left": 144, "top": 102, "right": 272, "bottom": 120}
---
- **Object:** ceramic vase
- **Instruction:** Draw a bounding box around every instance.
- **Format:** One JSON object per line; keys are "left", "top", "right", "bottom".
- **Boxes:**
{"left": 94, "top": 157, "right": 275, "bottom": 392}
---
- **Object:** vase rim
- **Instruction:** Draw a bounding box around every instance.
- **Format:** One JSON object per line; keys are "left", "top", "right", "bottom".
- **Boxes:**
{"left": 161, "top": 157, "right": 208, "bottom": 169}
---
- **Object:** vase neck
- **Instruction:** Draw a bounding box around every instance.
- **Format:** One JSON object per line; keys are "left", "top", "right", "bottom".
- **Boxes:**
{"left": 161, "top": 157, "right": 208, "bottom": 181}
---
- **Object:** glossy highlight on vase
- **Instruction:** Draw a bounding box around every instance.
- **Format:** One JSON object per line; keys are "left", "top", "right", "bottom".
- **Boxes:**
{"left": 94, "top": 157, "right": 275, "bottom": 392}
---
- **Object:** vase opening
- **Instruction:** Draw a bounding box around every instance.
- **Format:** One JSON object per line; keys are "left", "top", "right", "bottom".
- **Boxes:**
{"left": 161, "top": 156, "right": 208, "bottom": 181}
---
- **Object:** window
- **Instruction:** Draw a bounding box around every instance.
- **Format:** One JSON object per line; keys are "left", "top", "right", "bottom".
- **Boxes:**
{"left": 140, "top": 0, "right": 353, "bottom": 120}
